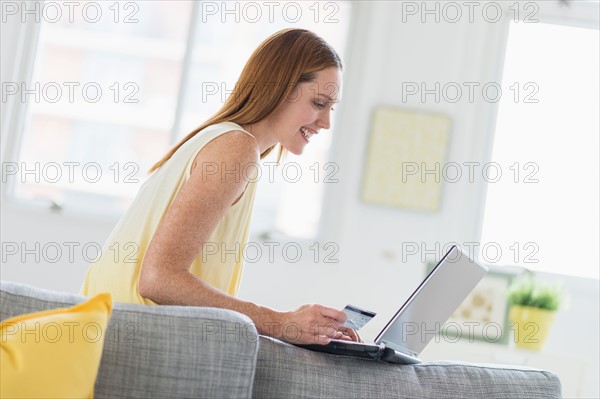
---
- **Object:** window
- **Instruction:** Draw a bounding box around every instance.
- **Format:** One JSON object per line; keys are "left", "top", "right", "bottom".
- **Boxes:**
{"left": 13, "top": 1, "right": 192, "bottom": 211}
{"left": 480, "top": 20, "right": 599, "bottom": 279}
{"left": 6, "top": 1, "right": 352, "bottom": 239}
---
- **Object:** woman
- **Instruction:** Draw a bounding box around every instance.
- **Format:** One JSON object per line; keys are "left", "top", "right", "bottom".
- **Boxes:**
{"left": 80, "top": 28, "right": 360, "bottom": 345}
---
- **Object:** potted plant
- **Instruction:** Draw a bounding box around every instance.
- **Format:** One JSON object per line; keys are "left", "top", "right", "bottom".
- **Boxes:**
{"left": 506, "top": 273, "right": 566, "bottom": 351}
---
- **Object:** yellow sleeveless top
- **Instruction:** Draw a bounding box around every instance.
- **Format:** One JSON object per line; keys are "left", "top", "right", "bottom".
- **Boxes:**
{"left": 79, "top": 122, "right": 258, "bottom": 305}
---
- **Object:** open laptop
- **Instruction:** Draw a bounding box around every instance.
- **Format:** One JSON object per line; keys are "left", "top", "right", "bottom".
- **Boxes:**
{"left": 295, "top": 245, "right": 488, "bottom": 364}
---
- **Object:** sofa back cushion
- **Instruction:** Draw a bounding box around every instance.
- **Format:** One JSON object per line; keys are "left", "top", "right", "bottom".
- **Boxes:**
{"left": 1, "top": 281, "right": 259, "bottom": 399}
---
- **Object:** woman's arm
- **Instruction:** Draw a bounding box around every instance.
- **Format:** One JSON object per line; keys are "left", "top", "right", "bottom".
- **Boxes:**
{"left": 138, "top": 131, "right": 353, "bottom": 344}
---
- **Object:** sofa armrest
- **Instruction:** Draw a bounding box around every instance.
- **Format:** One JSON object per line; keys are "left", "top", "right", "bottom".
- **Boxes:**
{"left": 1, "top": 281, "right": 259, "bottom": 399}
{"left": 253, "top": 335, "right": 562, "bottom": 399}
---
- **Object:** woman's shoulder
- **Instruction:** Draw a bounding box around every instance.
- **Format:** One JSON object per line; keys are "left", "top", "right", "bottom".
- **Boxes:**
{"left": 184, "top": 121, "right": 253, "bottom": 151}
{"left": 211, "top": 121, "right": 257, "bottom": 152}
{"left": 185, "top": 123, "right": 259, "bottom": 177}
{"left": 204, "top": 129, "right": 259, "bottom": 162}
{"left": 175, "top": 120, "right": 251, "bottom": 152}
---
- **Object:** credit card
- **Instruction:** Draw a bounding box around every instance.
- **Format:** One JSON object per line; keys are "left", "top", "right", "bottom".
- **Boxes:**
{"left": 341, "top": 304, "right": 377, "bottom": 330}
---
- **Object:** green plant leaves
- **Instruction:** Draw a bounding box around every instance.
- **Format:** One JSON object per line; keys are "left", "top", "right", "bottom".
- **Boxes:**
{"left": 506, "top": 277, "right": 565, "bottom": 311}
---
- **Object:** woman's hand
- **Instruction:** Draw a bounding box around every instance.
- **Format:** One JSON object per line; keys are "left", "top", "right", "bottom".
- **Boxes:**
{"left": 333, "top": 325, "right": 363, "bottom": 343}
{"left": 273, "top": 304, "right": 362, "bottom": 345}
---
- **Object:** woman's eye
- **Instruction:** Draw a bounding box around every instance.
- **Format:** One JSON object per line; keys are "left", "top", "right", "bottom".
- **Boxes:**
{"left": 313, "top": 101, "right": 325, "bottom": 109}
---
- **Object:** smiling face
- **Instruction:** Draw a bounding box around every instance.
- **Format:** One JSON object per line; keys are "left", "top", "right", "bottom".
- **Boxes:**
{"left": 267, "top": 67, "right": 342, "bottom": 155}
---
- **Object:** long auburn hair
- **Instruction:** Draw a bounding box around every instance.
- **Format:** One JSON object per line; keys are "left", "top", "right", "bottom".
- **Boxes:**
{"left": 149, "top": 28, "right": 342, "bottom": 173}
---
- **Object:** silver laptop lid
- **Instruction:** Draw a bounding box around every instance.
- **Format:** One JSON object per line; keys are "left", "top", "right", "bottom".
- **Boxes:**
{"left": 374, "top": 245, "right": 488, "bottom": 356}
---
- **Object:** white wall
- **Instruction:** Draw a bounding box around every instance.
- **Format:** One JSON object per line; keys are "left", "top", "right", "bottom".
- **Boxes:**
{"left": 1, "top": 1, "right": 598, "bottom": 397}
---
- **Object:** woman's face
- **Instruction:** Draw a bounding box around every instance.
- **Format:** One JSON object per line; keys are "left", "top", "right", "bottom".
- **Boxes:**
{"left": 270, "top": 67, "right": 342, "bottom": 155}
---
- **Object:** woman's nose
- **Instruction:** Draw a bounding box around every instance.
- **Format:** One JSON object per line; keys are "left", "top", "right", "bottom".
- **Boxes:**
{"left": 317, "top": 110, "right": 331, "bottom": 130}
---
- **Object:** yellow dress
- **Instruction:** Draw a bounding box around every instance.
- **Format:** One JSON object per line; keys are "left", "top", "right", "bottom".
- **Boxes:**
{"left": 79, "top": 122, "right": 258, "bottom": 304}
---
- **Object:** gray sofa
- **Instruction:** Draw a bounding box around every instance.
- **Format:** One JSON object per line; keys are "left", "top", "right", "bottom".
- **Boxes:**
{"left": 0, "top": 281, "right": 562, "bottom": 398}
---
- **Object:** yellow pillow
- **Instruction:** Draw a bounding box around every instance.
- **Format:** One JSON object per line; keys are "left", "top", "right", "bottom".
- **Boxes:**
{"left": 1, "top": 293, "right": 113, "bottom": 399}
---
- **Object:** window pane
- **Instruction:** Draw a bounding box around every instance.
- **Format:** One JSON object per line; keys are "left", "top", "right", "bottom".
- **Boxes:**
{"left": 480, "top": 22, "right": 599, "bottom": 279}
{"left": 16, "top": 1, "right": 192, "bottom": 210}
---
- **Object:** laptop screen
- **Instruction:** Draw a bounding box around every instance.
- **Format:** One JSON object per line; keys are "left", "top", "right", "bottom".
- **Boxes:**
{"left": 374, "top": 245, "right": 488, "bottom": 355}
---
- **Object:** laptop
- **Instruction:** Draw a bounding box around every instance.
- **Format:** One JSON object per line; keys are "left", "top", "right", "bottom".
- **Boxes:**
{"left": 295, "top": 245, "right": 488, "bottom": 364}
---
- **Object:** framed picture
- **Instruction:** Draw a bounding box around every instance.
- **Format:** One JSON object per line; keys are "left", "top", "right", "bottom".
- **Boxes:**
{"left": 361, "top": 107, "right": 451, "bottom": 212}
{"left": 426, "top": 262, "right": 517, "bottom": 345}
